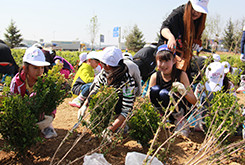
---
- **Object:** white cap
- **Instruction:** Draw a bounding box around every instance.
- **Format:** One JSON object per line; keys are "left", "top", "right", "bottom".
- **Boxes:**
{"left": 222, "top": 61, "right": 231, "bottom": 74}
{"left": 32, "top": 43, "right": 43, "bottom": 49}
{"left": 212, "top": 54, "right": 221, "bottom": 62}
{"left": 205, "top": 62, "right": 224, "bottom": 92}
{"left": 99, "top": 46, "right": 123, "bottom": 67}
{"left": 190, "top": 0, "right": 209, "bottom": 14}
{"left": 122, "top": 52, "right": 133, "bottom": 60}
{"left": 23, "top": 47, "right": 50, "bottom": 66}
{"left": 79, "top": 52, "right": 87, "bottom": 66}
{"left": 86, "top": 51, "right": 100, "bottom": 60}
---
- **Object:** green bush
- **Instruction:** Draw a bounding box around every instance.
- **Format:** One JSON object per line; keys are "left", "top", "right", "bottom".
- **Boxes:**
{"left": 29, "top": 65, "right": 71, "bottom": 119}
{"left": 0, "top": 95, "right": 40, "bottom": 155}
{"left": 128, "top": 98, "right": 161, "bottom": 146}
{"left": 0, "top": 65, "right": 71, "bottom": 156}
{"left": 204, "top": 91, "right": 244, "bottom": 139}
{"left": 87, "top": 86, "right": 118, "bottom": 135}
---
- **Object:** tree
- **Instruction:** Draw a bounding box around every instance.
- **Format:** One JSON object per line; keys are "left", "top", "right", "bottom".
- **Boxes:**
{"left": 202, "top": 14, "right": 221, "bottom": 50}
{"left": 125, "top": 25, "right": 145, "bottom": 52}
{"left": 223, "top": 18, "right": 235, "bottom": 52}
{"left": 89, "top": 15, "right": 99, "bottom": 50}
{"left": 4, "top": 19, "right": 23, "bottom": 48}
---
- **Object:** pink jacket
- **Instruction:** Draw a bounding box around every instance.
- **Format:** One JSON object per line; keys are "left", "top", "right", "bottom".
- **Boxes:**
{"left": 10, "top": 71, "right": 57, "bottom": 117}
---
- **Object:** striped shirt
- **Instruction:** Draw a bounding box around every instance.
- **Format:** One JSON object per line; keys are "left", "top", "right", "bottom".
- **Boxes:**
{"left": 90, "top": 69, "right": 136, "bottom": 118}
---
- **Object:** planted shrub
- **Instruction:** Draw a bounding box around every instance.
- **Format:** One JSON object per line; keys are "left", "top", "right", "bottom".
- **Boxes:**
{"left": 128, "top": 98, "right": 161, "bottom": 146}
{"left": 204, "top": 91, "right": 244, "bottom": 139}
{"left": 87, "top": 86, "right": 118, "bottom": 135}
{"left": 0, "top": 65, "right": 71, "bottom": 156}
{"left": 0, "top": 95, "right": 40, "bottom": 155}
{"left": 29, "top": 65, "right": 71, "bottom": 119}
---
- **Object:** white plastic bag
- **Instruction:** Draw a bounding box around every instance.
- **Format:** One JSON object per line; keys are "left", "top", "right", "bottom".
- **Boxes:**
{"left": 125, "top": 152, "right": 163, "bottom": 165}
{"left": 83, "top": 153, "right": 111, "bottom": 165}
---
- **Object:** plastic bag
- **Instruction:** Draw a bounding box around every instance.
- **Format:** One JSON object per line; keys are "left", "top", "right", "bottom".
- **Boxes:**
{"left": 83, "top": 153, "right": 111, "bottom": 165}
{"left": 125, "top": 152, "right": 163, "bottom": 165}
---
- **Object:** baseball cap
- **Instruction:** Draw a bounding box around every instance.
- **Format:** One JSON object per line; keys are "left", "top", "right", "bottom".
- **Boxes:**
{"left": 212, "top": 54, "right": 221, "bottom": 62}
{"left": 23, "top": 47, "right": 50, "bottom": 66}
{"left": 122, "top": 52, "right": 133, "bottom": 60}
{"left": 99, "top": 46, "right": 123, "bottom": 67}
{"left": 205, "top": 62, "right": 224, "bottom": 92}
{"left": 222, "top": 61, "right": 231, "bottom": 74}
{"left": 86, "top": 51, "right": 100, "bottom": 61}
{"left": 190, "top": 0, "right": 209, "bottom": 14}
{"left": 79, "top": 52, "right": 87, "bottom": 66}
{"left": 32, "top": 43, "right": 43, "bottom": 49}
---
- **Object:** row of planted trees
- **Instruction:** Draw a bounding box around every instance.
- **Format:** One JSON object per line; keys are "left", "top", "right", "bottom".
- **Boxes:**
{"left": 0, "top": 55, "right": 244, "bottom": 164}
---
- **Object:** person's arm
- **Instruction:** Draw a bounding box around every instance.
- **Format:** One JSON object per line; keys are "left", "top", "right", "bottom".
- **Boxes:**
{"left": 146, "top": 72, "right": 157, "bottom": 98}
{"left": 108, "top": 114, "right": 125, "bottom": 132}
{"left": 161, "top": 28, "right": 176, "bottom": 52}
{"left": 180, "top": 72, "right": 197, "bottom": 105}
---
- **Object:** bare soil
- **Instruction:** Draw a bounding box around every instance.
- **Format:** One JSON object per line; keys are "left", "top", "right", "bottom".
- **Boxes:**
{"left": 0, "top": 94, "right": 244, "bottom": 165}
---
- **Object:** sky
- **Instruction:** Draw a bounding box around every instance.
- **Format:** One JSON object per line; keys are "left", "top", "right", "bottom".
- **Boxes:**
{"left": 0, "top": 0, "right": 245, "bottom": 46}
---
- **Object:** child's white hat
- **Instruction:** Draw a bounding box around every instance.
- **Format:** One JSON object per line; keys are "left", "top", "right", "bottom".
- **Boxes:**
{"left": 212, "top": 53, "right": 221, "bottom": 62}
{"left": 190, "top": 0, "right": 209, "bottom": 14}
{"left": 205, "top": 62, "right": 224, "bottom": 92}
{"left": 79, "top": 52, "right": 87, "bottom": 66}
{"left": 99, "top": 46, "right": 123, "bottom": 67}
{"left": 86, "top": 51, "right": 100, "bottom": 60}
{"left": 23, "top": 47, "right": 50, "bottom": 66}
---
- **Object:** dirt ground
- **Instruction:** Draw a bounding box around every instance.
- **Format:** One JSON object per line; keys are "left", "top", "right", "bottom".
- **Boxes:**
{"left": 0, "top": 94, "right": 244, "bottom": 165}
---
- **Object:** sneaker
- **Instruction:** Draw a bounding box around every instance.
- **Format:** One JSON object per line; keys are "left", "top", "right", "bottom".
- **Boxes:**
{"left": 69, "top": 97, "right": 83, "bottom": 108}
{"left": 175, "top": 118, "right": 190, "bottom": 137}
{"left": 42, "top": 126, "right": 57, "bottom": 139}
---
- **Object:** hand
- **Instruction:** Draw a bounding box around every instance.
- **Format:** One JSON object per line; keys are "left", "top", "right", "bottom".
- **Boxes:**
{"left": 240, "top": 54, "right": 245, "bottom": 62}
{"left": 77, "top": 105, "right": 87, "bottom": 120}
{"left": 36, "top": 115, "right": 53, "bottom": 130}
{"left": 167, "top": 37, "right": 176, "bottom": 53}
{"left": 101, "top": 128, "right": 113, "bottom": 143}
{"left": 172, "top": 82, "right": 187, "bottom": 96}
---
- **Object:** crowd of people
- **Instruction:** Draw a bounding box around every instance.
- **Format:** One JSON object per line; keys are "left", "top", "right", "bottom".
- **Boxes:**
{"left": 1, "top": 0, "right": 245, "bottom": 140}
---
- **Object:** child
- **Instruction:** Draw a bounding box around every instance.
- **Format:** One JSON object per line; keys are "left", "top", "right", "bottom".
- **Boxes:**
{"left": 10, "top": 47, "right": 57, "bottom": 139}
{"left": 78, "top": 46, "right": 136, "bottom": 133}
{"left": 53, "top": 55, "right": 74, "bottom": 79}
{"left": 147, "top": 44, "right": 197, "bottom": 137}
{"left": 69, "top": 51, "right": 100, "bottom": 108}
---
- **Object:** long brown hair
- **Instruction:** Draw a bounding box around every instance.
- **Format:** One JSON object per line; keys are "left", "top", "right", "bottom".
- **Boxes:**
{"left": 183, "top": 1, "right": 206, "bottom": 65}
{"left": 107, "top": 59, "right": 128, "bottom": 87}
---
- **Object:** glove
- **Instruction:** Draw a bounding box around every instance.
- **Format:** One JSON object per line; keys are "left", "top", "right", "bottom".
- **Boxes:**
{"left": 240, "top": 54, "right": 245, "bottom": 62}
{"left": 36, "top": 115, "right": 53, "bottom": 130}
{"left": 77, "top": 105, "right": 87, "bottom": 120}
{"left": 172, "top": 82, "right": 187, "bottom": 96}
{"left": 101, "top": 128, "right": 113, "bottom": 143}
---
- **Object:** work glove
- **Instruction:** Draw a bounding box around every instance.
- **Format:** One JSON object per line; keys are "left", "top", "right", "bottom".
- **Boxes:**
{"left": 172, "top": 82, "right": 187, "bottom": 96}
{"left": 240, "top": 54, "right": 245, "bottom": 62}
{"left": 77, "top": 105, "right": 87, "bottom": 120}
{"left": 36, "top": 115, "right": 53, "bottom": 130}
{"left": 101, "top": 128, "right": 113, "bottom": 143}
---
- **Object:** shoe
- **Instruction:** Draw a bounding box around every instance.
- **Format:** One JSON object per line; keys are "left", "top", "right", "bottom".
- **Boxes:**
{"left": 69, "top": 97, "right": 83, "bottom": 108}
{"left": 175, "top": 118, "right": 190, "bottom": 137}
{"left": 42, "top": 126, "right": 57, "bottom": 139}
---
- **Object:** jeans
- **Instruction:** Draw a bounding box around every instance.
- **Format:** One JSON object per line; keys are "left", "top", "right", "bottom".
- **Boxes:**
{"left": 80, "top": 83, "right": 92, "bottom": 97}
